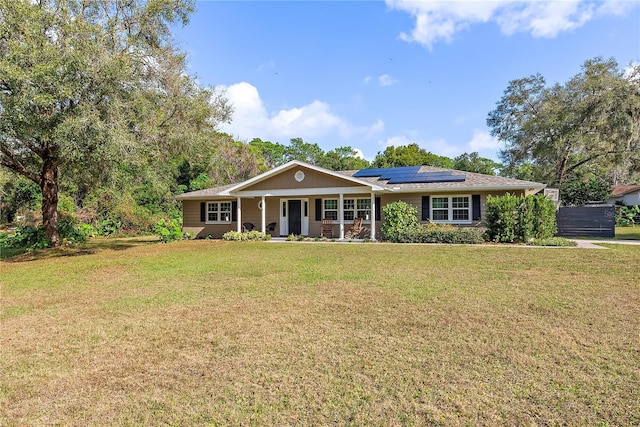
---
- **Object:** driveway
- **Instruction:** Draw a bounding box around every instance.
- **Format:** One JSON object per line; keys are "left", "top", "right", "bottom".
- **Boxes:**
{"left": 570, "top": 239, "right": 640, "bottom": 249}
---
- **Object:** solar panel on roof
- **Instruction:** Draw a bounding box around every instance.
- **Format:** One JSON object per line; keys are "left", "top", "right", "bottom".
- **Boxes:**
{"left": 387, "top": 175, "right": 466, "bottom": 184}
{"left": 353, "top": 168, "right": 388, "bottom": 177}
{"left": 354, "top": 167, "right": 465, "bottom": 184}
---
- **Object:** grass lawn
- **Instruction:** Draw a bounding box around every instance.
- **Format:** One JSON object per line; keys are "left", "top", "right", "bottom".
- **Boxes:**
{"left": 616, "top": 226, "right": 640, "bottom": 240}
{"left": 2, "top": 240, "right": 639, "bottom": 425}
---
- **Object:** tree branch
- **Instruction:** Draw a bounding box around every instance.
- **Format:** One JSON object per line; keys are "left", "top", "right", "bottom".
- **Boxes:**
{"left": 0, "top": 145, "right": 41, "bottom": 184}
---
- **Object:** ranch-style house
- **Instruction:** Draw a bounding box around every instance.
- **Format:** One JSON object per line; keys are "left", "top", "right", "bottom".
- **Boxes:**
{"left": 176, "top": 160, "right": 546, "bottom": 240}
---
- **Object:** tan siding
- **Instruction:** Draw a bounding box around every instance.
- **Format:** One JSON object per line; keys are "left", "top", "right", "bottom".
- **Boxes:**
{"left": 183, "top": 200, "right": 203, "bottom": 227}
{"left": 245, "top": 166, "right": 360, "bottom": 191}
{"left": 183, "top": 189, "right": 531, "bottom": 238}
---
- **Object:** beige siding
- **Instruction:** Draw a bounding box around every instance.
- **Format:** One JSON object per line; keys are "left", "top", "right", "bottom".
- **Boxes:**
{"left": 183, "top": 189, "right": 529, "bottom": 238}
{"left": 182, "top": 197, "right": 283, "bottom": 238}
{"left": 245, "top": 165, "right": 359, "bottom": 191}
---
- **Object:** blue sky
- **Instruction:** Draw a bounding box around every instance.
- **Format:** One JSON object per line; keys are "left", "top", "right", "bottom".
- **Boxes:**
{"left": 174, "top": 0, "right": 640, "bottom": 162}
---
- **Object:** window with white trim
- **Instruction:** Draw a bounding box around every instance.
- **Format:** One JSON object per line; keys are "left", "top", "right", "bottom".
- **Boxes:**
{"left": 324, "top": 198, "right": 372, "bottom": 222}
{"left": 431, "top": 195, "right": 471, "bottom": 224}
{"left": 206, "top": 201, "right": 232, "bottom": 223}
{"left": 324, "top": 199, "right": 338, "bottom": 220}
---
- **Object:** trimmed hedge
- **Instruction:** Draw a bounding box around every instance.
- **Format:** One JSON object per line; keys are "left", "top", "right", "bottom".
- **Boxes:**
{"left": 485, "top": 193, "right": 557, "bottom": 243}
{"left": 401, "top": 225, "right": 485, "bottom": 244}
{"left": 222, "top": 230, "right": 271, "bottom": 241}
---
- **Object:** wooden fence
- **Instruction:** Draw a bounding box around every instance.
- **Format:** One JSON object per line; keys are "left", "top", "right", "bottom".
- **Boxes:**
{"left": 556, "top": 205, "right": 615, "bottom": 238}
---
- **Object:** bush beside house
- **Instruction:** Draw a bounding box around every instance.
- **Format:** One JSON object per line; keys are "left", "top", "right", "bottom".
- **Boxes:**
{"left": 485, "top": 193, "right": 557, "bottom": 243}
{"left": 381, "top": 201, "right": 484, "bottom": 244}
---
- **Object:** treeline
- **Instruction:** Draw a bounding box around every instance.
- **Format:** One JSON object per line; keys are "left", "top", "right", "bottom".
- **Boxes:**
{"left": 0, "top": 134, "right": 499, "bottom": 234}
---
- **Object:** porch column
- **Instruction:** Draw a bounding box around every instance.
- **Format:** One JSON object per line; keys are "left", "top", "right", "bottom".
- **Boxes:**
{"left": 237, "top": 197, "right": 242, "bottom": 232}
{"left": 370, "top": 193, "right": 376, "bottom": 241}
{"left": 261, "top": 195, "right": 266, "bottom": 234}
{"left": 339, "top": 193, "right": 344, "bottom": 239}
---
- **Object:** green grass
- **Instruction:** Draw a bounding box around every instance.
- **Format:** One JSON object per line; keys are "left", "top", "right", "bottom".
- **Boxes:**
{"left": 615, "top": 225, "right": 640, "bottom": 240}
{"left": 1, "top": 239, "right": 639, "bottom": 425}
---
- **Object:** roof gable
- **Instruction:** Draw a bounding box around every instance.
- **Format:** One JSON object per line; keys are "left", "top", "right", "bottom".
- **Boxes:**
{"left": 226, "top": 160, "right": 385, "bottom": 193}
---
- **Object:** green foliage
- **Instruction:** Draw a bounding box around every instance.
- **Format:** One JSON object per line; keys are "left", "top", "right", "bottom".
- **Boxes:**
{"left": 373, "top": 144, "right": 453, "bottom": 168}
{"left": 0, "top": 226, "right": 48, "bottom": 250}
{"left": 284, "top": 138, "right": 325, "bottom": 165}
{"left": 381, "top": 201, "right": 420, "bottom": 242}
{"left": 189, "top": 173, "right": 212, "bottom": 191}
{"left": 488, "top": 58, "right": 640, "bottom": 187}
{"left": 453, "top": 152, "right": 500, "bottom": 175}
{"left": 401, "top": 224, "right": 485, "bottom": 244}
{"left": 222, "top": 230, "right": 271, "bottom": 241}
{"left": 97, "top": 219, "right": 122, "bottom": 236}
{"left": 486, "top": 193, "right": 557, "bottom": 243}
{"left": 0, "top": 0, "right": 231, "bottom": 245}
{"left": 317, "top": 146, "right": 370, "bottom": 171}
{"left": 57, "top": 214, "right": 88, "bottom": 244}
{"left": 616, "top": 205, "right": 640, "bottom": 226}
{"left": 527, "top": 237, "right": 577, "bottom": 247}
{"left": 485, "top": 193, "right": 520, "bottom": 243}
{"left": 154, "top": 219, "right": 184, "bottom": 243}
{"left": 249, "top": 138, "right": 288, "bottom": 170}
{"left": 0, "top": 177, "right": 41, "bottom": 223}
{"left": 560, "top": 176, "right": 611, "bottom": 206}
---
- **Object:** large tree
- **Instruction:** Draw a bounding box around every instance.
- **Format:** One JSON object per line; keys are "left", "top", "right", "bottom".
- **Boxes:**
{"left": 488, "top": 58, "right": 640, "bottom": 187}
{"left": 452, "top": 152, "right": 500, "bottom": 175}
{"left": 372, "top": 143, "right": 453, "bottom": 168}
{"left": 0, "top": 0, "right": 231, "bottom": 245}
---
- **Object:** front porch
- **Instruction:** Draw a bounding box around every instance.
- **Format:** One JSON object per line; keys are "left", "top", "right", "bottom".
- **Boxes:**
{"left": 232, "top": 193, "right": 379, "bottom": 241}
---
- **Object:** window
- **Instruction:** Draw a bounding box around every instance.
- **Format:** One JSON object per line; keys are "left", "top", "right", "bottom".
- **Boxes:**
{"left": 324, "top": 199, "right": 338, "bottom": 220}
{"left": 432, "top": 197, "right": 449, "bottom": 221}
{"left": 324, "top": 198, "right": 372, "bottom": 222}
{"left": 206, "top": 201, "right": 232, "bottom": 223}
{"left": 357, "top": 199, "right": 371, "bottom": 220}
{"left": 431, "top": 195, "right": 471, "bottom": 224}
{"left": 452, "top": 197, "right": 469, "bottom": 221}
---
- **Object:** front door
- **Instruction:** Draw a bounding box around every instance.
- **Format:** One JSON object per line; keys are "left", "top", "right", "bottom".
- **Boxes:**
{"left": 288, "top": 200, "right": 302, "bottom": 235}
{"left": 279, "top": 198, "right": 309, "bottom": 236}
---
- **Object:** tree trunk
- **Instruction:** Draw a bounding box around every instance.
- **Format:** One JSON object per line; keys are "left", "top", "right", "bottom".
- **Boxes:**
{"left": 41, "top": 160, "right": 60, "bottom": 247}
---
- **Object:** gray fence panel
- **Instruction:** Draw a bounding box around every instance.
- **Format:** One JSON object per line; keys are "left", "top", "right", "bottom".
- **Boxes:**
{"left": 556, "top": 205, "right": 615, "bottom": 238}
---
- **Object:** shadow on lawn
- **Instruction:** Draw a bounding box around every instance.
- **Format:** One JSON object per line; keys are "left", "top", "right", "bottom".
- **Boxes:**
{"left": 1, "top": 236, "right": 159, "bottom": 263}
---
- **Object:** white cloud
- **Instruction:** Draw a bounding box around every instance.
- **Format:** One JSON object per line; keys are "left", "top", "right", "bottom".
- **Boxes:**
{"left": 467, "top": 129, "right": 502, "bottom": 153}
{"left": 377, "top": 129, "right": 502, "bottom": 161}
{"left": 378, "top": 74, "right": 398, "bottom": 86}
{"left": 219, "top": 82, "right": 384, "bottom": 143}
{"left": 386, "top": 0, "right": 634, "bottom": 49}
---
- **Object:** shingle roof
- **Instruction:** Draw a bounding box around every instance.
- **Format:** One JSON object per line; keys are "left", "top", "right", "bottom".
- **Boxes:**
{"left": 175, "top": 162, "right": 545, "bottom": 200}
{"left": 174, "top": 183, "right": 236, "bottom": 200}
{"left": 611, "top": 185, "right": 640, "bottom": 196}
{"left": 338, "top": 166, "right": 544, "bottom": 192}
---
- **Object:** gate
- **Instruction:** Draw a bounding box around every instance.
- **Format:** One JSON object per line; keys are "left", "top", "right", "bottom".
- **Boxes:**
{"left": 556, "top": 204, "right": 615, "bottom": 238}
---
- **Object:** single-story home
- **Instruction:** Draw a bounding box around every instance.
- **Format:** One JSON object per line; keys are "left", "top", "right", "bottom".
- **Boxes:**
{"left": 608, "top": 185, "right": 640, "bottom": 206}
{"left": 176, "top": 160, "right": 546, "bottom": 240}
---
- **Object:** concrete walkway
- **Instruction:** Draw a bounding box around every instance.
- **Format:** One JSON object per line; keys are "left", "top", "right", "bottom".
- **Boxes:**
{"left": 570, "top": 239, "right": 640, "bottom": 249}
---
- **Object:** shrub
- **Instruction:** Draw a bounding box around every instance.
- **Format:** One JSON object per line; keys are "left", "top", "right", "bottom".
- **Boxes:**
{"left": 0, "top": 226, "right": 48, "bottom": 250}
{"left": 485, "top": 193, "right": 519, "bottom": 242}
{"left": 616, "top": 205, "right": 640, "bottom": 227}
{"left": 154, "top": 218, "right": 184, "bottom": 243}
{"left": 527, "top": 237, "right": 577, "bottom": 247}
{"left": 222, "top": 230, "right": 271, "bottom": 241}
{"left": 560, "top": 175, "right": 611, "bottom": 206}
{"left": 381, "top": 201, "right": 420, "bottom": 242}
{"left": 402, "top": 224, "right": 484, "bottom": 244}
{"left": 58, "top": 214, "right": 89, "bottom": 244}
{"left": 486, "top": 193, "right": 556, "bottom": 243}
